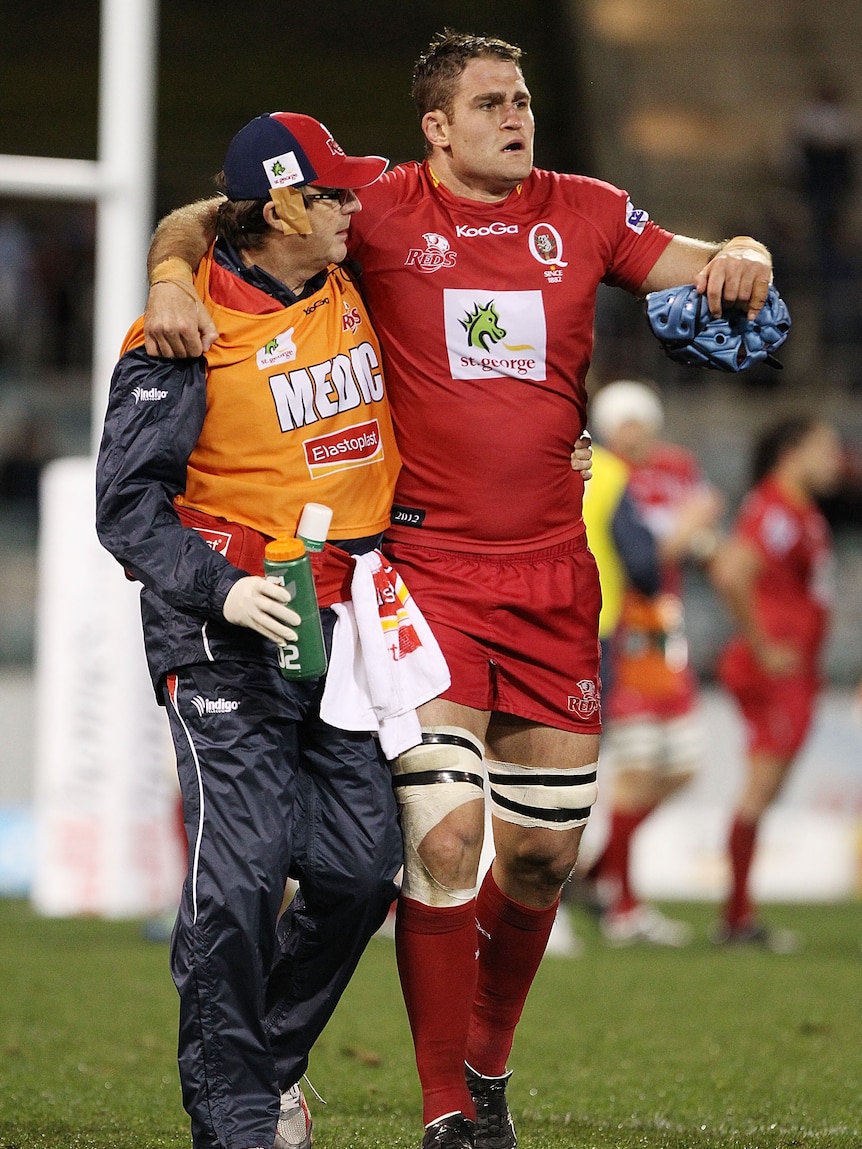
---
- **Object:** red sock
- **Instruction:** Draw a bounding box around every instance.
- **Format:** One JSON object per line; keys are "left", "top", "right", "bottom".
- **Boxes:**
{"left": 601, "top": 807, "right": 653, "bottom": 914}
{"left": 395, "top": 896, "right": 478, "bottom": 1125}
{"left": 726, "top": 815, "right": 758, "bottom": 928}
{"left": 465, "top": 869, "right": 558, "bottom": 1077}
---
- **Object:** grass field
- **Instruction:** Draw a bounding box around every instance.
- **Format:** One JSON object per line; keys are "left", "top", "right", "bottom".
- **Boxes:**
{"left": 0, "top": 897, "right": 859, "bottom": 1149}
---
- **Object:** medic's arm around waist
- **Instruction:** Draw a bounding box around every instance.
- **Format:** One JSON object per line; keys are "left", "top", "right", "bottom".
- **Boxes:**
{"left": 95, "top": 346, "right": 245, "bottom": 616}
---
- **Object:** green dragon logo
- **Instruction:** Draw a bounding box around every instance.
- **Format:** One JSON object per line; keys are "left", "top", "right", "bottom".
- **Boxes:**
{"left": 264, "top": 337, "right": 279, "bottom": 355}
{"left": 460, "top": 301, "right": 506, "bottom": 350}
{"left": 269, "top": 160, "right": 286, "bottom": 180}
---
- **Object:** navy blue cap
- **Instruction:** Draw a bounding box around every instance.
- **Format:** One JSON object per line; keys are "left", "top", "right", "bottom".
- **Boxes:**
{"left": 222, "top": 112, "right": 388, "bottom": 200}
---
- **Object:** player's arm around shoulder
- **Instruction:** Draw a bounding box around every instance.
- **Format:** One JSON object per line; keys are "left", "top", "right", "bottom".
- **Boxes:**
{"left": 640, "top": 233, "right": 773, "bottom": 320}
{"left": 145, "top": 197, "right": 222, "bottom": 357}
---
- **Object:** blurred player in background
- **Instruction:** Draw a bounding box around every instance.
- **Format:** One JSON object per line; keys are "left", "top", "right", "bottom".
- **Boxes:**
{"left": 580, "top": 380, "right": 723, "bottom": 946}
{"left": 142, "top": 29, "right": 776, "bottom": 1149}
{"left": 711, "top": 415, "right": 842, "bottom": 950}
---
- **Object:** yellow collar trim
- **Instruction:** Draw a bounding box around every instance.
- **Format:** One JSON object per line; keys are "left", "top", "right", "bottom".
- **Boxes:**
{"left": 426, "top": 163, "right": 524, "bottom": 198}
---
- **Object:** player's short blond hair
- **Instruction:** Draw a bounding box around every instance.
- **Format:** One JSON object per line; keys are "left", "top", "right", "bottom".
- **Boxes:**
{"left": 411, "top": 28, "right": 524, "bottom": 153}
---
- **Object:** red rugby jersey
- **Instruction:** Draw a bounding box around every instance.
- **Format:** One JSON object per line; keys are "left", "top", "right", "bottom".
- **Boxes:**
{"left": 726, "top": 475, "right": 833, "bottom": 672}
{"left": 351, "top": 162, "right": 673, "bottom": 553}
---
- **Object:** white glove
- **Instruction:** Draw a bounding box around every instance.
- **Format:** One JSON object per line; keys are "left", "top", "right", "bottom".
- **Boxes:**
{"left": 223, "top": 576, "right": 301, "bottom": 645}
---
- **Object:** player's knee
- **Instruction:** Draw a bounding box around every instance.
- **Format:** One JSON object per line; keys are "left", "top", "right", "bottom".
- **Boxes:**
{"left": 393, "top": 726, "right": 486, "bottom": 907}
{"left": 416, "top": 806, "right": 484, "bottom": 884}
{"left": 499, "top": 831, "right": 583, "bottom": 895}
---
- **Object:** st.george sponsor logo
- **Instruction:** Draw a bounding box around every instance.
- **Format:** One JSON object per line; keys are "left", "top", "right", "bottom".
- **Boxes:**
{"left": 132, "top": 386, "right": 168, "bottom": 402}
{"left": 458, "top": 300, "right": 537, "bottom": 375}
{"left": 263, "top": 150, "right": 305, "bottom": 189}
{"left": 444, "top": 288, "right": 547, "bottom": 381}
{"left": 257, "top": 328, "right": 298, "bottom": 369}
{"left": 191, "top": 695, "right": 240, "bottom": 716}
{"left": 304, "top": 418, "right": 384, "bottom": 477}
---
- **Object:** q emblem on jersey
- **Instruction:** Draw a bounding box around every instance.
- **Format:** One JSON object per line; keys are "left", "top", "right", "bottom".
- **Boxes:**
{"left": 256, "top": 328, "right": 298, "bottom": 370}
{"left": 443, "top": 289, "right": 547, "bottom": 382}
{"left": 528, "top": 223, "right": 568, "bottom": 285}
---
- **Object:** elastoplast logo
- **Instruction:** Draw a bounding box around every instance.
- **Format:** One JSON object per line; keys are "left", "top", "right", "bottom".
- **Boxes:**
{"left": 404, "top": 232, "right": 458, "bottom": 274}
{"left": 455, "top": 222, "right": 518, "bottom": 238}
{"left": 191, "top": 695, "right": 241, "bottom": 716}
{"left": 303, "top": 418, "right": 384, "bottom": 477}
{"left": 132, "top": 386, "right": 168, "bottom": 403}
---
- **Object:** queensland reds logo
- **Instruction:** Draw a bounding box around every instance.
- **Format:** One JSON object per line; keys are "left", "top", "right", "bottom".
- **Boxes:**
{"left": 528, "top": 222, "right": 568, "bottom": 268}
{"left": 404, "top": 232, "right": 458, "bottom": 274}
{"left": 342, "top": 301, "right": 362, "bottom": 334}
{"left": 568, "top": 679, "right": 599, "bottom": 719}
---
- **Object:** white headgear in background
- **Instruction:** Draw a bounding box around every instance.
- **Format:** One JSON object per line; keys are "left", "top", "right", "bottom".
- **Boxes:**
{"left": 589, "top": 379, "right": 664, "bottom": 441}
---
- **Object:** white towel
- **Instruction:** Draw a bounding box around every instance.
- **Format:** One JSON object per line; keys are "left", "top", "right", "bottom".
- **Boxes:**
{"left": 319, "top": 550, "right": 450, "bottom": 758}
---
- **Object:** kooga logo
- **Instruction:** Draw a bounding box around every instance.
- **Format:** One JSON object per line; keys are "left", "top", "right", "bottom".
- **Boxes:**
{"left": 455, "top": 222, "right": 518, "bottom": 238}
{"left": 191, "top": 695, "right": 240, "bottom": 716}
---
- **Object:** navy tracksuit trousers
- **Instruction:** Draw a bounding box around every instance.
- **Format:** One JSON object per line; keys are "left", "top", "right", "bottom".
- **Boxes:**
{"left": 163, "top": 612, "right": 402, "bottom": 1149}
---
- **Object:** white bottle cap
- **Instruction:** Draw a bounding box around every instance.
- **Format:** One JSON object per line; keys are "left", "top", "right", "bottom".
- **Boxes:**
{"left": 296, "top": 502, "right": 333, "bottom": 549}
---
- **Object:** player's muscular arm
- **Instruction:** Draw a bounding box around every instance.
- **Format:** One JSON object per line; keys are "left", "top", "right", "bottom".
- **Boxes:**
{"left": 144, "top": 197, "right": 221, "bottom": 358}
{"left": 640, "top": 234, "right": 773, "bottom": 321}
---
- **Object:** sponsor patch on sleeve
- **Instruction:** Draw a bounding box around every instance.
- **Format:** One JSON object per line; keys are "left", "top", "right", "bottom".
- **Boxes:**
{"left": 625, "top": 196, "right": 650, "bottom": 234}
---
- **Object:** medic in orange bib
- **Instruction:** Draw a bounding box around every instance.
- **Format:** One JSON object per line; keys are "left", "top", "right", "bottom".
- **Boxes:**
{"left": 96, "top": 112, "right": 402, "bottom": 1149}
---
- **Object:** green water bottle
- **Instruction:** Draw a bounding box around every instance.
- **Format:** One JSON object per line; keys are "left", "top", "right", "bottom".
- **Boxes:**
{"left": 263, "top": 536, "right": 327, "bottom": 680}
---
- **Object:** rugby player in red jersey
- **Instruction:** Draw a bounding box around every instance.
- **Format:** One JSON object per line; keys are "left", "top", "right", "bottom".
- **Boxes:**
{"left": 711, "top": 416, "right": 842, "bottom": 951}
{"left": 142, "top": 31, "right": 776, "bottom": 1149}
